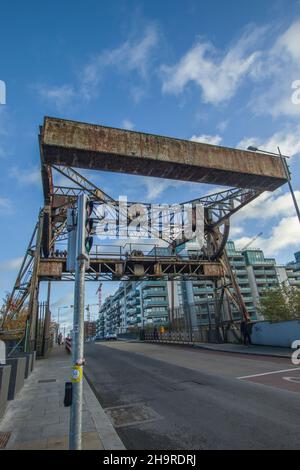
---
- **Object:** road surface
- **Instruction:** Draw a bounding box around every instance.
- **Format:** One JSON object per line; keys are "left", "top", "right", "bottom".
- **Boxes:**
{"left": 84, "top": 341, "right": 300, "bottom": 450}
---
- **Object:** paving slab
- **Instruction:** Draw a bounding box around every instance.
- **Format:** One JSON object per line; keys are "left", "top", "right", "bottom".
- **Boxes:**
{"left": 0, "top": 346, "right": 125, "bottom": 450}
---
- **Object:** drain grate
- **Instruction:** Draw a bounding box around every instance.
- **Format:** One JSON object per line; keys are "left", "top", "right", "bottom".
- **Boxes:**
{"left": 0, "top": 432, "right": 11, "bottom": 449}
{"left": 38, "top": 379, "right": 57, "bottom": 383}
{"left": 105, "top": 403, "right": 161, "bottom": 428}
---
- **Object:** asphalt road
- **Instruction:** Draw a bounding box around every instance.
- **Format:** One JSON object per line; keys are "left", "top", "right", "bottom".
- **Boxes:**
{"left": 84, "top": 341, "right": 300, "bottom": 450}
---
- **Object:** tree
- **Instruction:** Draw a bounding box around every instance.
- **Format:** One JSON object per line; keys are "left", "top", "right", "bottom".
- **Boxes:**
{"left": 258, "top": 284, "right": 300, "bottom": 322}
{"left": 0, "top": 293, "right": 28, "bottom": 340}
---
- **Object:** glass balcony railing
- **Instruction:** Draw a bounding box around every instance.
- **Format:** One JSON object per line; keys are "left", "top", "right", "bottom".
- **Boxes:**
{"left": 143, "top": 289, "right": 166, "bottom": 298}
{"left": 143, "top": 298, "right": 168, "bottom": 306}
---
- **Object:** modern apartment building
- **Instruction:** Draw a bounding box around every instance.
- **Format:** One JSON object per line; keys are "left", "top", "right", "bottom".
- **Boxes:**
{"left": 284, "top": 252, "right": 300, "bottom": 287}
{"left": 96, "top": 279, "right": 180, "bottom": 337}
{"left": 84, "top": 321, "right": 97, "bottom": 340}
{"left": 243, "top": 249, "right": 279, "bottom": 313}
{"left": 96, "top": 245, "right": 300, "bottom": 336}
{"left": 225, "top": 241, "right": 257, "bottom": 318}
{"left": 180, "top": 241, "right": 257, "bottom": 324}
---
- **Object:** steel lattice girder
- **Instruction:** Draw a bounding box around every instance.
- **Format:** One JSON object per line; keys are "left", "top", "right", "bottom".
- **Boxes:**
{"left": 37, "top": 257, "right": 223, "bottom": 281}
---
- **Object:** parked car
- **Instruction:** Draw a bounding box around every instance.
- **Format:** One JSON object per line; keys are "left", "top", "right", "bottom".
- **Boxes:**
{"left": 95, "top": 335, "right": 104, "bottom": 341}
{"left": 105, "top": 332, "right": 117, "bottom": 341}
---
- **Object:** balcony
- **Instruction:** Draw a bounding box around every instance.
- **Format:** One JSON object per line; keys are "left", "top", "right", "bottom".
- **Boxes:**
{"left": 143, "top": 298, "right": 168, "bottom": 307}
{"left": 143, "top": 289, "right": 166, "bottom": 298}
{"left": 126, "top": 306, "right": 141, "bottom": 315}
{"left": 240, "top": 287, "right": 252, "bottom": 293}
{"left": 193, "top": 287, "right": 213, "bottom": 294}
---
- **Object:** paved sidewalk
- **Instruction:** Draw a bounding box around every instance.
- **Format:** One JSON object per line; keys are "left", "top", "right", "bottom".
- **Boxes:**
{"left": 142, "top": 340, "right": 292, "bottom": 358}
{"left": 193, "top": 342, "right": 292, "bottom": 358}
{"left": 0, "top": 347, "right": 125, "bottom": 450}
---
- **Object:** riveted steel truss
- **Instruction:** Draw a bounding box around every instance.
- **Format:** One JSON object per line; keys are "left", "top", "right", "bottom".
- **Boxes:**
{"left": 2, "top": 163, "right": 263, "bottom": 328}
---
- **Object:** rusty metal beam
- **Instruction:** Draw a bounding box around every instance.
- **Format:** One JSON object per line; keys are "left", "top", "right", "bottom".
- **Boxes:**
{"left": 37, "top": 257, "right": 223, "bottom": 281}
{"left": 40, "top": 117, "right": 287, "bottom": 192}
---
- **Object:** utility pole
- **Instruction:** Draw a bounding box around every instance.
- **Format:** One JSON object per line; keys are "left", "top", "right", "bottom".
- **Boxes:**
{"left": 247, "top": 145, "right": 300, "bottom": 223}
{"left": 41, "top": 281, "right": 51, "bottom": 357}
{"left": 69, "top": 194, "right": 94, "bottom": 450}
{"left": 278, "top": 147, "right": 300, "bottom": 223}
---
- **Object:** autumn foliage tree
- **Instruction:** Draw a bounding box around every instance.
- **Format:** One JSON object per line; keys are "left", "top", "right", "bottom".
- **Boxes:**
{"left": 0, "top": 294, "right": 28, "bottom": 340}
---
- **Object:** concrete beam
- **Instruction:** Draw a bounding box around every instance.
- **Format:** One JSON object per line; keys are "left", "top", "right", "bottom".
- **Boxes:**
{"left": 40, "top": 117, "right": 287, "bottom": 191}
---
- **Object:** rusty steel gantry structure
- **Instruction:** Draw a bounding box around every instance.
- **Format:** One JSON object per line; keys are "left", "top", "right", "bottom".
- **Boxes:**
{"left": 1, "top": 117, "right": 288, "bottom": 348}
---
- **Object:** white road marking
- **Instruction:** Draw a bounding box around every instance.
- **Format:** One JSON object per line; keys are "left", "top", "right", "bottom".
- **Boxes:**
{"left": 282, "top": 377, "right": 300, "bottom": 383}
{"left": 238, "top": 367, "right": 300, "bottom": 380}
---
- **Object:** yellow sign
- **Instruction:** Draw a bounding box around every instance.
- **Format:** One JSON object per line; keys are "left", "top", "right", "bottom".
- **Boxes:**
{"left": 71, "top": 365, "right": 83, "bottom": 383}
{"left": 160, "top": 326, "right": 165, "bottom": 334}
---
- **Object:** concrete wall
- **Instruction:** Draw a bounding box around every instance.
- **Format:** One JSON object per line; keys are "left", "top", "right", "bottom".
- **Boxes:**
{"left": 0, "top": 365, "right": 11, "bottom": 418}
{"left": 251, "top": 319, "right": 300, "bottom": 347}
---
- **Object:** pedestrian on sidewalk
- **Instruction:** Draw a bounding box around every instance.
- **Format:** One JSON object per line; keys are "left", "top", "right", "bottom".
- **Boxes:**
{"left": 153, "top": 326, "right": 159, "bottom": 341}
{"left": 240, "top": 314, "right": 252, "bottom": 346}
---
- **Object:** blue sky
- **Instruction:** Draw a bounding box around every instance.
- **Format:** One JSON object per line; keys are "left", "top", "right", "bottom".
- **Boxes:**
{"left": 1, "top": 0, "right": 300, "bottom": 330}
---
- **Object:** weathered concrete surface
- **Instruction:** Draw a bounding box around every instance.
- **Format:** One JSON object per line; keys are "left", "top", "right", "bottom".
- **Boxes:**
{"left": 6, "top": 357, "right": 26, "bottom": 400}
{"left": 11, "top": 352, "right": 33, "bottom": 379}
{"left": 0, "top": 347, "right": 124, "bottom": 450}
{"left": 41, "top": 117, "right": 287, "bottom": 191}
{"left": 0, "top": 365, "right": 11, "bottom": 418}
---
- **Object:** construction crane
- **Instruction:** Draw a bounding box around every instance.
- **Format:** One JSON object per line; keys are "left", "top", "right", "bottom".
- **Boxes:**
{"left": 241, "top": 232, "right": 263, "bottom": 251}
{"left": 96, "top": 282, "right": 103, "bottom": 311}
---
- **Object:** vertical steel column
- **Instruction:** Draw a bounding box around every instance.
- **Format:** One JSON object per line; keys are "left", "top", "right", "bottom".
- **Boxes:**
{"left": 27, "top": 210, "right": 44, "bottom": 352}
{"left": 278, "top": 147, "right": 300, "bottom": 223}
{"left": 42, "top": 282, "right": 51, "bottom": 357}
{"left": 69, "top": 195, "right": 87, "bottom": 450}
{"left": 69, "top": 258, "right": 85, "bottom": 449}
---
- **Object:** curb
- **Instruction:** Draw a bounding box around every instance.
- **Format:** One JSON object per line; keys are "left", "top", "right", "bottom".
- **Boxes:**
{"left": 193, "top": 344, "right": 291, "bottom": 359}
{"left": 141, "top": 339, "right": 291, "bottom": 359}
{"left": 83, "top": 374, "right": 126, "bottom": 450}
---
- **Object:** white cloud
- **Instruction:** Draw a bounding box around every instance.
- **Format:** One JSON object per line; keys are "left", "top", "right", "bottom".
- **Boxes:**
{"left": 260, "top": 216, "right": 300, "bottom": 254}
{"left": 0, "top": 197, "right": 13, "bottom": 214}
{"left": 237, "top": 125, "right": 300, "bottom": 158}
{"left": 216, "top": 120, "right": 228, "bottom": 133}
{"left": 160, "top": 19, "right": 300, "bottom": 117}
{"left": 161, "top": 27, "right": 264, "bottom": 105}
{"left": 276, "top": 20, "right": 300, "bottom": 61}
{"left": 232, "top": 189, "right": 300, "bottom": 223}
{"left": 235, "top": 216, "right": 299, "bottom": 256}
{"left": 0, "top": 108, "right": 13, "bottom": 158}
{"left": 0, "top": 257, "right": 23, "bottom": 273}
{"left": 9, "top": 166, "right": 41, "bottom": 186}
{"left": 143, "top": 178, "right": 171, "bottom": 201}
{"left": 35, "top": 84, "right": 74, "bottom": 109}
{"left": 122, "top": 119, "right": 135, "bottom": 130}
{"left": 230, "top": 225, "right": 245, "bottom": 237}
{"left": 51, "top": 292, "right": 74, "bottom": 309}
{"left": 0, "top": 108, "right": 9, "bottom": 137}
{"left": 232, "top": 189, "right": 300, "bottom": 257}
{"left": 191, "top": 134, "right": 222, "bottom": 145}
{"left": 80, "top": 24, "right": 159, "bottom": 101}
{"left": 248, "top": 19, "right": 300, "bottom": 118}
{"left": 142, "top": 177, "right": 190, "bottom": 201}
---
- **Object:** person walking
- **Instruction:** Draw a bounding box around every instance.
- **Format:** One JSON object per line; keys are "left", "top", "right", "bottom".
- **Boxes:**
{"left": 240, "top": 315, "right": 252, "bottom": 346}
{"left": 58, "top": 332, "right": 63, "bottom": 346}
{"left": 153, "top": 326, "right": 159, "bottom": 341}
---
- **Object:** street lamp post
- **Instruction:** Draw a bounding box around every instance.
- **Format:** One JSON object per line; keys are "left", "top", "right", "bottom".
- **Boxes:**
{"left": 247, "top": 146, "right": 300, "bottom": 223}
{"left": 57, "top": 305, "right": 73, "bottom": 335}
